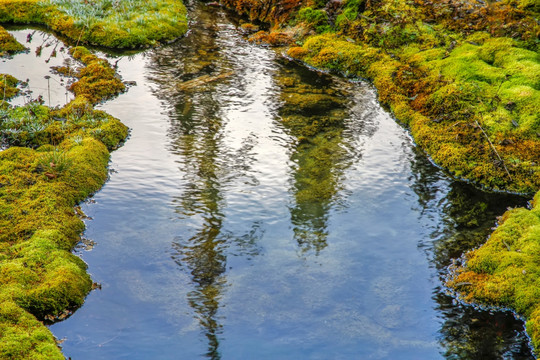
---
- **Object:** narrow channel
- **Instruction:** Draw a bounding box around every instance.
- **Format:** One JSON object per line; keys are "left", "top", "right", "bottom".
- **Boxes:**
{"left": 3, "top": 2, "right": 535, "bottom": 359}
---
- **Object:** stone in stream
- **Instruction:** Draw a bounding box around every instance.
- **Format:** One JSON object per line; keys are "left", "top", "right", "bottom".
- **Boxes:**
{"left": 176, "top": 71, "right": 234, "bottom": 91}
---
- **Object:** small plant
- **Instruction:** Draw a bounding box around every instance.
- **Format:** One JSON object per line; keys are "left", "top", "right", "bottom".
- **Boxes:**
{"left": 71, "top": 135, "right": 83, "bottom": 145}
{"left": 37, "top": 149, "right": 73, "bottom": 179}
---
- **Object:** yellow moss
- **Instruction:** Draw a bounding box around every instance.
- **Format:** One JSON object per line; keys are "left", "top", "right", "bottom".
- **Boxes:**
{"left": 0, "top": 0, "right": 188, "bottom": 48}
{"left": 448, "top": 192, "right": 540, "bottom": 354}
{"left": 0, "top": 137, "right": 110, "bottom": 358}
{"left": 0, "top": 73, "right": 19, "bottom": 100}
{"left": 0, "top": 25, "right": 25, "bottom": 56}
{"left": 0, "top": 300, "right": 63, "bottom": 359}
{"left": 0, "top": 38, "right": 127, "bottom": 357}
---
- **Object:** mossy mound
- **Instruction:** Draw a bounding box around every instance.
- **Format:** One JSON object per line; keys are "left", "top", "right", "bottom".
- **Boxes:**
{"left": 0, "top": 0, "right": 188, "bottom": 48}
{"left": 64, "top": 46, "right": 126, "bottom": 103}
{"left": 0, "top": 73, "right": 20, "bottom": 101}
{"left": 0, "top": 99, "right": 127, "bottom": 150}
{"left": 0, "top": 137, "right": 111, "bottom": 358}
{"left": 0, "top": 25, "right": 25, "bottom": 56}
{"left": 0, "top": 33, "right": 128, "bottom": 357}
{"left": 0, "top": 299, "right": 64, "bottom": 359}
{"left": 1, "top": 46, "right": 127, "bottom": 150}
{"left": 447, "top": 191, "right": 540, "bottom": 352}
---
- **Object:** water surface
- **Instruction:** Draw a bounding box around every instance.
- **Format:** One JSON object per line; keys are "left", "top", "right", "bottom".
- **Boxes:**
{"left": 2, "top": 4, "right": 535, "bottom": 359}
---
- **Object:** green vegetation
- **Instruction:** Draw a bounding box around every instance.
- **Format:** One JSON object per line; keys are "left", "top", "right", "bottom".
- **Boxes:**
{"left": 295, "top": 7, "right": 330, "bottom": 33}
{"left": 288, "top": 32, "right": 540, "bottom": 194}
{"left": 230, "top": 0, "right": 540, "bottom": 193}
{"left": 0, "top": 27, "right": 128, "bottom": 357}
{"left": 0, "top": 25, "right": 24, "bottom": 56}
{"left": 0, "top": 138, "right": 109, "bottom": 359}
{"left": 447, "top": 191, "right": 540, "bottom": 351}
{"left": 1, "top": 73, "right": 20, "bottom": 101}
{"left": 0, "top": 0, "right": 187, "bottom": 48}
{"left": 0, "top": 99, "right": 126, "bottom": 150}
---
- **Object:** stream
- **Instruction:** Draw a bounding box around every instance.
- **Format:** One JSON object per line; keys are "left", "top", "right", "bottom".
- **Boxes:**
{"left": 2, "top": 2, "right": 536, "bottom": 359}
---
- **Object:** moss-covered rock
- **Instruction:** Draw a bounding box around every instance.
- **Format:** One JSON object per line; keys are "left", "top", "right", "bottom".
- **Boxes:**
{"left": 0, "top": 137, "right": 113, "bottom": 358}
{"left": 0, "top": 299, "right": 64, "bottom": 359}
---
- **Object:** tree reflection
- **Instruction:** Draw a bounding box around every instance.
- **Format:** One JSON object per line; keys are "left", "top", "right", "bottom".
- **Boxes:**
{"left": 274, "top": 61, "right": 351, "bottom": 255}
{"left": 144, "top": 5, "right": 271, "bottom": 357}
{"left": 145, "top": 7, "right": 228, "bottom": 359}
{"left": 408, "top": 147, "right": 533, "bottom": 359}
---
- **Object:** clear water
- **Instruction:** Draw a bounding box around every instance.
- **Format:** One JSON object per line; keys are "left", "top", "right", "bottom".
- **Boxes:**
{"left": 2, "top": 4, "right": 535, "bottom": 359}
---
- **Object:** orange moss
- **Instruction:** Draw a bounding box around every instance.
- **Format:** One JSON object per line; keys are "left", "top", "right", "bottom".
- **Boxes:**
{"left": 249, "top": 30, "right": 294, "bottom": 46}
{"left": 287, "top": 46, "right": 310, "bottom": 59}
{"left": 222, "top": 0, "right": 302, "bottom": 24}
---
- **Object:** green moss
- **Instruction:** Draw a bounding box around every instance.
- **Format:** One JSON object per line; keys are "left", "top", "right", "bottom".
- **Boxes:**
{"left": 0, "top": 300, "right": 63, "bottom": 359}
{"left": 287, "top": 30, "right": 540, "bottom": 193}
{"left": 335, "top": 0, "right": 364, "bottom": 28}
{"left": 0, "top": 136, "right": 109, "bottom": 358}
{"left": 0, "top": 100, "right": 127, "bottom": 150}
{"left": 295, "top": 7, "right": 330, "bottom": 33}
{"left": 0, "top": 73, "right": 19, "bottom": 101}
{"left": 68, "top": 46, "right": 126, "bottom": 103}
{"left": 278, "top": 0, "right": 538, "bottom": 192}
{"left": 0, "top": 0, "right": 188, "bottom": 48}
{"left": 0, "top": 25, "right": 25, "bottom": 56}
{"left": 0, "top": 46, "right": 127, "bottom": 150}
{"left": 448, "top": 192, "right": 540, "bottom": 354}
{"left": 0, "top": 33, "right": 127, "bottom": 357}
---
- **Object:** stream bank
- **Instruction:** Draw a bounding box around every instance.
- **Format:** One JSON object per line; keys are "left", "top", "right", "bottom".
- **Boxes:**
{"left": 219, "top": 0, "right": 540, "bottom": 352}
{"left": 39, "top": 3, "right": 536, "bottom": 359}
{"left": 1, "top": 0, "right": 539, "bottom": 358}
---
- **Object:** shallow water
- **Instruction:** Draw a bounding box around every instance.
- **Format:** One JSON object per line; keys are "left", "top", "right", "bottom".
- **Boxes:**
{"left": 1, "top": 29, "right": 75, "bottom": 107}
{"left": 2, "top": 4, "right": 536, "bottom": 359}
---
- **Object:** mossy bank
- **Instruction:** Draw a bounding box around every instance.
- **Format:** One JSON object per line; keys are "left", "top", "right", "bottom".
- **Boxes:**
{"left": 219, "top": 0, "right": 540, "bottom": 354}
{"left": 0, "top": 32, "right": 127, "bottom": 358}
{"left": 0, "top": 0, "right": 186, "bottom": 356}
{"left": 0, "top": 0, "right": 187, "bottom": 49}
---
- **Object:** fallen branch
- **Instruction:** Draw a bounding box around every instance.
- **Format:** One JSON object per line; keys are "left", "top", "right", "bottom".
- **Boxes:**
{"left": 474, "top": 116, "right": 512, "bottom": 181}
{"left": 501, "top": 238, "right": 511, "bottom": 251}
